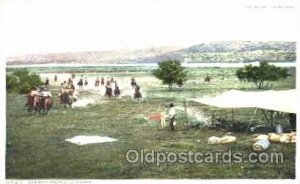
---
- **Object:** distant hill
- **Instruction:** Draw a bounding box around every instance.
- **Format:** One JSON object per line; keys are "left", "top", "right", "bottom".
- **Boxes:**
{"left": 141, "top": 41, "right": 296, "bottom": 63}
{"left": 6, "top": 47, "right": 180, "bottom": 65}
{"left": 6, "top": 41, "right": 296, "bottom": 65}
{"left": 183, "top": 41, "right": 295, "bottom": 53}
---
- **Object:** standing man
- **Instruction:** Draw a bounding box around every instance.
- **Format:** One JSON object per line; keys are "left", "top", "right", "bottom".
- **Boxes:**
{"left": 168, "top": 103, "right": 176, "bottom": 131}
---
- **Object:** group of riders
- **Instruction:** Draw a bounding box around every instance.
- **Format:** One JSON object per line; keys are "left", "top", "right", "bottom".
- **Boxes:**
{"left": 26, "top": 75, "right": 143, "bottom": 114}
{"left": 25, "top": 86, "right": 53, "bottom": 114}
{"left": 88, "top": 76, "right": 121, "bottom": 98}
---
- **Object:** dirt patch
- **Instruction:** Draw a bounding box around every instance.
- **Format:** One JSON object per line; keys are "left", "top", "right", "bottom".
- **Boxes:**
{"left": 72, "top": 98, "right": 95, "bottom": 108}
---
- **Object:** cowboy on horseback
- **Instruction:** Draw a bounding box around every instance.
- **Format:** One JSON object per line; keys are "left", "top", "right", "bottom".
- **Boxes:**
{"left": 68, "top": 77, "right": 73, "bottom": 85}
{"left": 101, "top": 77, "right": 105, "bottom": 86}
{"left": 114, "top": 82, "right": 121, "bottom": 98}
{"left": 95, "top": 77, "right": 100, "bottom": 88}
{"left": 131, "top": 76, "right": 136, "bottom": 88}
{"left": 84, "top": 77, "right": 88, "bottom": 86}
{"left": 38, "top": 88, "right": 53, "bottom": 114}
{"left": 134, "top": 84, "right": 142, "bottom": 102}
{"left": 54, "top": 74, "right": 58, "bottom": 83}
{"left": 105, "top": 81, "right": 113, "bottom": 98}
{"left": 77, "top": 78, "right": 83, "bottom": 89}
{"left": 25, "top": 86, "right": 38, "bottom": 112}
{"left": 59, "top": 85, "right": 76, "bottom": 108}
{"left": 45, "top": 77, "right": 50, "bottom": 88}
{"left": 26, "top": 86, "right": 53, "bottom": 114}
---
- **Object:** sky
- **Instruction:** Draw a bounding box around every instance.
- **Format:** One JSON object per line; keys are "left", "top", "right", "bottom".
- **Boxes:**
{"left": 0, "top": 0, "right": 298, "bottom": 56}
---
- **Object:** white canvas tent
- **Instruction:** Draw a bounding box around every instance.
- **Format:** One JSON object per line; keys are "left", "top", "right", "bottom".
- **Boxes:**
{"left": 190, "top": 89, "right": 297, "bottom": 114}
{"left": 190, "top": 89, "right": 298, "bottom": 129}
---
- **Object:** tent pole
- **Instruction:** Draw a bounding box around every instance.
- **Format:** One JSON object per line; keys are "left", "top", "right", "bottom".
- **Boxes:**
{"left": 184, "top": 99, "right": 188, "bottom": 125}
{"left": 244, "top": 108, "right": 258, "bottom": 135}
{"left": 231, "top": 108, "right": 234, "bottom": 122}
{"left": 211, "top": 110, "right": 215, "bottom": 127}
{"left": 270, "top": 110, "right": 274, "bottom": 128}
{"left": 261, "top": 109, "right": 272, "bottom": 128}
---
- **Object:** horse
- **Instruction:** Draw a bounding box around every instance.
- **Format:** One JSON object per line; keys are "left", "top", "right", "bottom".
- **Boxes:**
{"left": 68, "top": 78, "right": 73, "bottom": 85}
{"left": 114, "top": 86, "right": 121, "bottom": 98}
{"left": 133, "top": 86, "right": 142, "bottom": 102}
{"left": 101, "top": 77, "right": 105, "bottom": 86}
{"left": 105, "top": 86, "right": 113, "bottom": 99}
{"left": 27, "top": 95, "right": 41, "bottom": 113}
{"left": 45, "top": 78, "right": 49, "bottom": 88}
{"left": 95, "top": 78, "right": 100, "bottom": 88}
{"left": 59, "top": 88, "right": 76, "bottom": 107}
{"left": 77, "top": 79, "right": 83, "bottom": 89}
{"left": 26, "top": 90, "right": 52, "bottom": 114}
{"left": 54, "top": 75, "right": 58, "bottom": 83}
{"left": 25, "top": 90, "right": 40, "bottom": 112}
{"left": 62, "top": 92, "right": 72, "bottom": 107}
{"left": 84, "top": 79, "right": 88, "bottom": 86}
{"left": 37, "top": 96, "right": 53, "bottom": 114}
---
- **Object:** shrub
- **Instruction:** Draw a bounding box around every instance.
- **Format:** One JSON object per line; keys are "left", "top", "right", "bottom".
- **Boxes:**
{"left": 6, "top": 69, "right": 43, "bottom": 94}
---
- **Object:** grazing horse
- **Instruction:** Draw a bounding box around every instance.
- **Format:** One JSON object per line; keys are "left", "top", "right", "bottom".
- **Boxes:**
{"left": 134, "top": 86, "right": 142, "bottom": 102}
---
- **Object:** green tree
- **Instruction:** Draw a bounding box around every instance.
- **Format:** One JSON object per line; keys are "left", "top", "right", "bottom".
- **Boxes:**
{"left": 153, "top": 60, "right": 188, "bottom": 91}
{"left": 6, "top": 69, "right": 43, "bottom": 94}
{"left": 6, "top": 74, "right": 18, "bottom": 93}
{"left": 236, "top": 61, "right": 290, "bottom": 89}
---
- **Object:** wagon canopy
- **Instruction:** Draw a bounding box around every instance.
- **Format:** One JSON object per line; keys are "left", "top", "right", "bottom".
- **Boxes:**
{"left": 190, "top": 89, "right": 297, "bottom": 113}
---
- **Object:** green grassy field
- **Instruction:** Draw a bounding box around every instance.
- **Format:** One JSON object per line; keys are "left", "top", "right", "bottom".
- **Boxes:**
{"left": 6, "top": 67, "right": 296, "bottom": 179}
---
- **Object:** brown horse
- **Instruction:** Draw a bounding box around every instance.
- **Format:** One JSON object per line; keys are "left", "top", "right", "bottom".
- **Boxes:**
{"left": 25, "top": 94, "right": 34, "bottom": 112}
{"left": 38, "top": 96, "right": 53, "bottom": 114}
{"left": 26, "top": 92, "right": 52, "bottom": 114}
{"left": 25, "top": 91, "right": 40, "bottom": 112}
{"left": 59, "top": 88, "right": 75, "bottom": 107}
{"left": 105, "top": 86, "right": 113, "bottom": 99}
{"left": 114, "top": 86, "right": 121, "bottom": 98}
{"left": 134, "top": 86, "right": 142, "bottom": 102}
